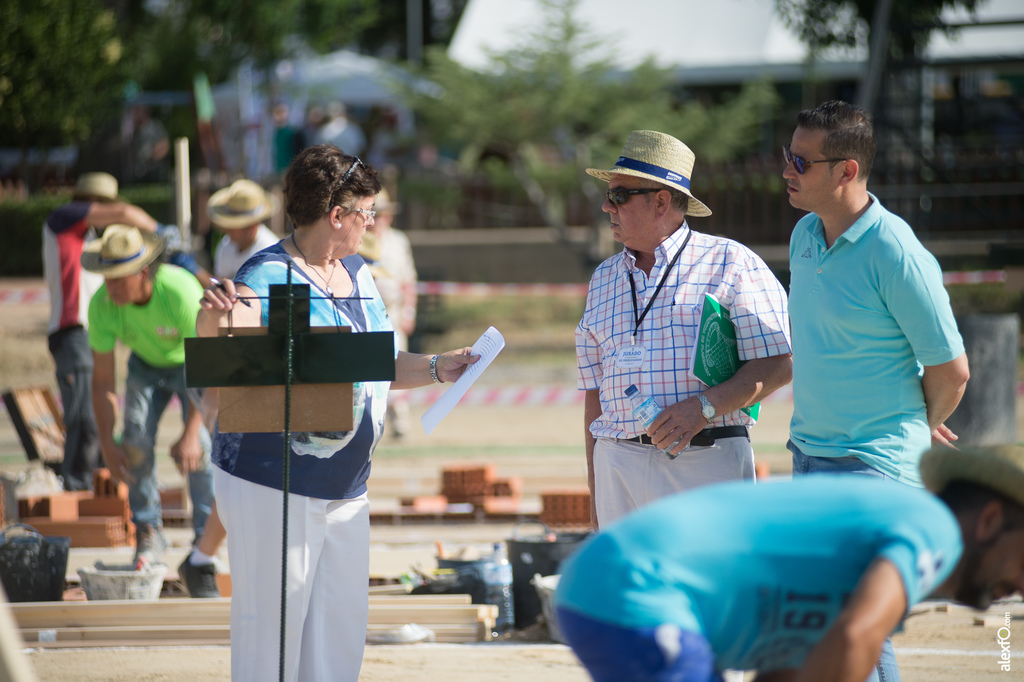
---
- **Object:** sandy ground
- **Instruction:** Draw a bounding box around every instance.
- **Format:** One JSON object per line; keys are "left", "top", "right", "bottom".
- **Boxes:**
{"left": 2, "top": 277, "right": 1022, "bottom": 681}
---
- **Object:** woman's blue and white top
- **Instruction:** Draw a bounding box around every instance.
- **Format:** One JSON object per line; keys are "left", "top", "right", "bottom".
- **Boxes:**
{"left": 211, "top": 242, "right": 396, "bottom": 500}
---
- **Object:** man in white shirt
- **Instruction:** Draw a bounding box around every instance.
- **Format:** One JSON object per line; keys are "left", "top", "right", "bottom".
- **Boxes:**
{"left": 207, "top": 179, "right": 281, "bottom": 279}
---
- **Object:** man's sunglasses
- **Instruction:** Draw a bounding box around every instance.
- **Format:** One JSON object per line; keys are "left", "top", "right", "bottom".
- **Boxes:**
{"left": 606, "top": 187, "right": 661, "bottom": 206}
{"left": 782, "top": 145, "right": 847, "bottom": 175}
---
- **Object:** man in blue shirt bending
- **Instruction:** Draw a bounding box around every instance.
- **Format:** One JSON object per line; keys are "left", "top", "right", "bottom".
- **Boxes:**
{"left": 555, "top": 445, "right": 1024, "bottom": 682}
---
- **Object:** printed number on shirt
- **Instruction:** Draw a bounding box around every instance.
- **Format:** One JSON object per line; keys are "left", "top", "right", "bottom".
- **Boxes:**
{"left": 916, "top": 549, "right": 946, "bottom": 595}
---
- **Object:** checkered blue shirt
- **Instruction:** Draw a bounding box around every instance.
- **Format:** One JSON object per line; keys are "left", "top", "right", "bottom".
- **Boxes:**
{"left": 576, "top": 224, "right": 791, "bottom": 439}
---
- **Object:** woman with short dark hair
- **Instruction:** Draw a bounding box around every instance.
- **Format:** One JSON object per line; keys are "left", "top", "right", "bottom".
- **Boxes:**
{"left": 197, "top": 145, "right": 476, "bottom": 681}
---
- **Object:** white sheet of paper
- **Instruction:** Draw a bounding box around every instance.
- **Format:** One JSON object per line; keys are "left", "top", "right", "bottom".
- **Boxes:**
{"left": 420, "top": 326, "right": 505, "bottom": 435}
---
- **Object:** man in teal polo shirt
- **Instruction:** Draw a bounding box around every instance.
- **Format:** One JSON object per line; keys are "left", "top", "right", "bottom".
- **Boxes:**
{"left": 784, "top": 100, "right": 969, "bottom": 482}
{"left": 783, "top": 101, "right": 970, "bottom": 678}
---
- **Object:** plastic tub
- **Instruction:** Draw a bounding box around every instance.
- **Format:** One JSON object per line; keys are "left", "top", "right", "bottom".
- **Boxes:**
{"left": 78, "top": 562, "right": 167, "bottom": 601}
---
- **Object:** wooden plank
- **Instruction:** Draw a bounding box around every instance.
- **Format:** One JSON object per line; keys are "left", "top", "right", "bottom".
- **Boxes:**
{"left": 23, "top": 623, "right": 488, "bottom": 648}
{"left": 368, "top": 595, "right": 471, "bottom": 605}
{"left": 367, "top": 603, "right": 496, "bottom": 626}
{"left": 25, "top": 637, "right": 231, "bottom": 649}
{"left": 366, "top": 623, "right": 489, "bottom": 643}
{"left": 2, "top": 387, "right": 65, "bottom": 464}
{"left": 21, "top": 624, "right": 230, "bottom": 643}
{"left": 10, "top": 599, "right": 232, "bottom": 629}
{"left": 11, "top": 596, "right": 493, "bottom": 630}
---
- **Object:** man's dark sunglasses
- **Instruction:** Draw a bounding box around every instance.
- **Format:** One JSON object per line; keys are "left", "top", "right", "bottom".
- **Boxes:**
{"left": 606, "top": 187, "right": 661, "bottom": 206}
{"left": 782, "top": 145, "right": 847, "bottom": 175}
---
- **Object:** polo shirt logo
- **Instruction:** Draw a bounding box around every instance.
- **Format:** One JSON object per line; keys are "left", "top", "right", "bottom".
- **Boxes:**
{"left": 801, "top": 248, "right": 812, "bottom": 259}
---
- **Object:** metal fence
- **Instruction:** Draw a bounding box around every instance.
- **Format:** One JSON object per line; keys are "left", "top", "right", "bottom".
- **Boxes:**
{"left": 399, "top": 146, "right": 1024, "bottom": 245}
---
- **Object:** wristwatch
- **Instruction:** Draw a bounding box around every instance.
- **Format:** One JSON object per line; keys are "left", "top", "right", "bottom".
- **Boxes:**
{"left": 698, "top": 393, "right": 716, "bottom": 422}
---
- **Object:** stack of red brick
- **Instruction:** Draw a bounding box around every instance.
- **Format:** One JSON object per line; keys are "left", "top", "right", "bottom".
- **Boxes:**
{"left": 539, "top": 489, "right": 592, "bottom": 529}
{"left": 16, "top": 469, "right": 135, "bottom": 548}
{"left": 402, "top": 464, "right": 522, "bottom": 514}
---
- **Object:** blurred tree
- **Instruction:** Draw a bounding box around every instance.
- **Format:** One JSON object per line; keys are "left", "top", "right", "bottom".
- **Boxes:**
{"left": 123, "top": 0, "right": 381, "bottom": 91}
{"left": 408, "top": 0, "right": 779, "bottom": 236}
{"left": 775, "top": 0, "right": 984, "bottom": 59}
{"left": 0, "top": 0, "right": 125, "bottom": 178}
{"left": 356, "top": 0, "right": 471, "bottom": 60}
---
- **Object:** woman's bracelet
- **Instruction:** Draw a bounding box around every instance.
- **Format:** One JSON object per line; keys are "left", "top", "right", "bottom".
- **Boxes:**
{"left": 429, "top": 354, "right": 443, "bottom": 384}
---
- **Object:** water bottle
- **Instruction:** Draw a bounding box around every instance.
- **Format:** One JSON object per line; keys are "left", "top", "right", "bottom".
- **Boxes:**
{"left": 624, "top": 384, "right": 661, "bottom": 429}
{"left": 624, "top": 385, "right": 682, "bottom": 457}
{"left": 483, "top": 542, "right": 515, "bottom": 634}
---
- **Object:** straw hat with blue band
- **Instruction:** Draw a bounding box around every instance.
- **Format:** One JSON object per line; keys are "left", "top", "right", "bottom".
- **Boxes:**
{"left": 81, "top": 224, "right": 166, "bottom": 278}
{"left": 586, "top": 130, "right": 712, "bottom": 217}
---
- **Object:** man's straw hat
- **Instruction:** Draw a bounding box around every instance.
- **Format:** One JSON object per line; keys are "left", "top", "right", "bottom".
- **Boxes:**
{"left": 73, "top": 172, "right": 122, "bottom": 203}
{"left": 357, "top": 231, "right": 383, "bottom": 262}
{"left": 920, "top": 444, "right": 1024, "bottom": 508}
{"left": 81, "top": 225, "right": 165, "bottom": 278}
{"left": 375, "top": 187, "right": 401, "bottom": 215}
{"left": 586, "top": 130, "right": 711, "bottom": 217}
{"left": 208, "top": 179, "right": 281, "bottom": 229}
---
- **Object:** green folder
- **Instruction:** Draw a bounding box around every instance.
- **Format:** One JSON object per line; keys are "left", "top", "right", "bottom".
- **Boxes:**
{"left": 690, "top": 294, "right": 760, "bottom": 421}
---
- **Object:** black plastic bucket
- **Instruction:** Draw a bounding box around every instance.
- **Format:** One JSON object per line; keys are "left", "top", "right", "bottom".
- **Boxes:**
{"left": 506, "top": 522, "right": 590, "bottom": 629}
{"left": 0, "top": 524, "right": 71, "bottom": 602}
{"left": 432, "top": 557, "right": 487, "bottom": 604}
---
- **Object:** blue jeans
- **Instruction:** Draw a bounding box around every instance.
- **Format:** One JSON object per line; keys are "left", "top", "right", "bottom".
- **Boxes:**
{"left": 789, "top": 440, "right": 902, "bottom": 682}
{"left": 48, "top": 326, "right": 99, "bottom": 491}
{"left": 123, "top": 354, "right": 214, "bottom": 539}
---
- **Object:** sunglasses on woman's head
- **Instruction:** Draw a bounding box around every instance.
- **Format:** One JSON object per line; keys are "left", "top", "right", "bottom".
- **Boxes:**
{"left": 340, "top": 157, "right": 364, "bottom": 185}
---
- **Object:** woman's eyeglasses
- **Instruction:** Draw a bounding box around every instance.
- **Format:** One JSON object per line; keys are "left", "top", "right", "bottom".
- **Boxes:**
{"left": 605, "top": 187, "right": 661, "bottom": 206}
{"left": 782, "top": 145, "right": 847, "bottom": 175}
{"left": 353, "top": 208, "right": 375, "bottom": 221}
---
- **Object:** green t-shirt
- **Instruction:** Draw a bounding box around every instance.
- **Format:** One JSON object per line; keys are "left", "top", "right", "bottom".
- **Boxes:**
{"left": 88, "top": 264, "right": 203, "bottom": 368}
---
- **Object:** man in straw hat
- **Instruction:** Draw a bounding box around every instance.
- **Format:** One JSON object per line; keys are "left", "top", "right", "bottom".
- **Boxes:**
{"left": 577, "top": 130, "right": 792, "bottom": 528}
{"left": 208, "top": 178, "right": 282, "bottom": 280}
{"left": 783, "top": 101, "right": 969, "bottom": 483}
{"left": 83, "top": 225, "right": 215, "bottom": 568}
{"left": 554, "top": 444, "right": 1024, "bottom": 681}
{"left": 42, "top": 172, "right": 167, "bottom": 491}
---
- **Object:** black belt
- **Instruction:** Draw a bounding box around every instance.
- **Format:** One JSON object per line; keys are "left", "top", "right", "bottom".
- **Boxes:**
{"left": 625, "top": 425, "right": 749, "bottom": 447}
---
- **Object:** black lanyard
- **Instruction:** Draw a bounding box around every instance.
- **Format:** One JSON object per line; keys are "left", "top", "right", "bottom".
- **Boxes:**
{"left": 628, "top": 229, "right": 692, "bottom": 344}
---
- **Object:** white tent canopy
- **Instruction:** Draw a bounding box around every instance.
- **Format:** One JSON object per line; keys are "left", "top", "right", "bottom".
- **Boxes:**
{"left": 275, "top": 49, "right": 439, "bottom": 106}
{"left": 210, "top": 50, "right": 433, "bottom": 178}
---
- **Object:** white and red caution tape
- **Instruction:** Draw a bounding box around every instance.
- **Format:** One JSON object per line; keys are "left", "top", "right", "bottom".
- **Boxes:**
{"left": 942, "top": 270, "right": 1005, "bottom": 285}
{"left": 403, "top": 384, "right": 585, "bottom": 406}
{"left": 0, "top": 271, "right": 1011, "bottom": 305}
{"left": 4, "top": 381, "right": 1021, "bottom": 417}
{"left": 401, "top": 384, "right": 803, "bottom": 407}
{"left": 0, "top": 289, "right": 48, "bottom": 305}
{"left": 416, "top": 282, "right": 589, "bottom": 297}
